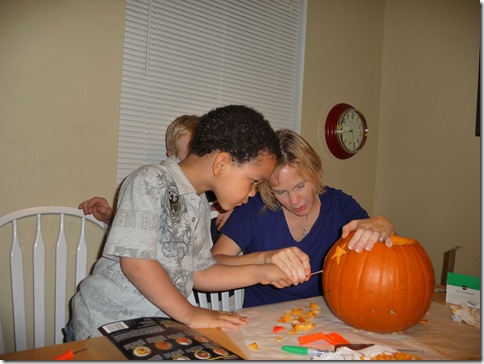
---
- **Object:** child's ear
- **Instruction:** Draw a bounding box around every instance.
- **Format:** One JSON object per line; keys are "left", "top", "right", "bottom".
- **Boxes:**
{"left": 213, "top": 152, "right": 230, "bottom": 177}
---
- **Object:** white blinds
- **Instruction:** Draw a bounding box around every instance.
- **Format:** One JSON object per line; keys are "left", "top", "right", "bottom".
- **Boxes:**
{"left": 116, "top": 0, "right": 307, "bottom": 186}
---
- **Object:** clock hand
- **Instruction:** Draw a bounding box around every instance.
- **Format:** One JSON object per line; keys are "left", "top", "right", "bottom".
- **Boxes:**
{"left": 350, "top": 129, "right": 356, "bottom": 149}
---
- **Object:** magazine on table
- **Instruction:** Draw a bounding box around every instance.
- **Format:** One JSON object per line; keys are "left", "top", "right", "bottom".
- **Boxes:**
{"left": 99, "top": 316, "right": 243, "bottom": 360}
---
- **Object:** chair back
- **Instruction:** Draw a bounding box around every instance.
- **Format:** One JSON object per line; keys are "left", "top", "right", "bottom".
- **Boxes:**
{"left": 0, "top": 206, "right": 107, "bottom": 354}
{"left": 194, "top": 289, "right": 244, "bottom": 312}
{"left": 0, "top": 206, "right": 244, "bottom": 354}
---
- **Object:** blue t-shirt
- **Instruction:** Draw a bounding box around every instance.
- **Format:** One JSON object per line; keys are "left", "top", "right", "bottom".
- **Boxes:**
{"left": 220, "top": 186, "right": 369, "bottom": 307}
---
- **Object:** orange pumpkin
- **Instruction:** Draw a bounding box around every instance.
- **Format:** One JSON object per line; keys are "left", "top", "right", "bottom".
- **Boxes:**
{"left": 322, "top": 231, "right": 434, "bottom": 333}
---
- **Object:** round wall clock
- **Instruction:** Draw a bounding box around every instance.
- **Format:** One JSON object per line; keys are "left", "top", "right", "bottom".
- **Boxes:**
{"left": 325, "top": 103, "right": 368, "bottom": 159}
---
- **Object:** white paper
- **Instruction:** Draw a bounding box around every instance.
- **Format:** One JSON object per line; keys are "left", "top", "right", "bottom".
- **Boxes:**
{"left": 222, "top": 295, "right": 480, "bottom": 360}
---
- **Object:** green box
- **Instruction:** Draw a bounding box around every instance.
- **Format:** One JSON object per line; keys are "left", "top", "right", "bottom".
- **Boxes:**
{"left": 446, "top": 272, "right": 480, "bottom": 308}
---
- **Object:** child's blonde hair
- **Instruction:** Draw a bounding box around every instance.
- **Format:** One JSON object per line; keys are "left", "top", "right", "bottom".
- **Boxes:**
{"left": 165, "top": 114, "right": 199, "bottom": 156}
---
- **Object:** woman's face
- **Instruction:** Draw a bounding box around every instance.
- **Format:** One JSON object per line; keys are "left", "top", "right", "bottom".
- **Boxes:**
{"left": 268, "top": 164, "right": 316, "bottom": 217}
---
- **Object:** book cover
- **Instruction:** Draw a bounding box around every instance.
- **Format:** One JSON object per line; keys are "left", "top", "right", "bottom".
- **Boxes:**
{"left": 99, "top": 317, "right": 243, "bottom": 360}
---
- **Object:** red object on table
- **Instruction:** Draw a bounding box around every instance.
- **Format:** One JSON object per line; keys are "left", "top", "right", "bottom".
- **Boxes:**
{"left": 298, "top": 331, "right": 350, "bottom": 346}
{"left": 53, "top": 348, "right": 87, "bottom": 360}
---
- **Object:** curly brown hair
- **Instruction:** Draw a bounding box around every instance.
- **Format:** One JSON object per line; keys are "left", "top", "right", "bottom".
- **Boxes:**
{"left": 191, "top": 105, "right": 281, "bottom": 165}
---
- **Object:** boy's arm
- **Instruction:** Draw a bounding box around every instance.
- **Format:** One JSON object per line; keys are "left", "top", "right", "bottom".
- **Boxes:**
{"left": 193, "top": 262, "right": 297, "bottom": 291}
{"left": 120, "top": 257, "right": 248, "bottom": 329}
{"left": 212, "top": 234, "right": 310, "bottom": 282}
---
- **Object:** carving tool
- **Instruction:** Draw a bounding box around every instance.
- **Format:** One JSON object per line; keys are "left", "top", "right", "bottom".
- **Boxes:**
{"left": 307, "top": 269, "right": 323, "bottom": 277}
{"left": 53, "top": 348, "right": 87, "bottom": 360}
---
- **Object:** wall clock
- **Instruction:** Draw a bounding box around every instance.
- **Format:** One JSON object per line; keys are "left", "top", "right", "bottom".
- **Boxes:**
{"left": 325, "top": 103, "right": 368, "bottom": 159}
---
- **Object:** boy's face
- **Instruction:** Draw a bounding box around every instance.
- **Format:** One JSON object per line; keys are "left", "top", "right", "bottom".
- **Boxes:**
{"left": 215, "top": 154, "right": 277, "bottom": 211}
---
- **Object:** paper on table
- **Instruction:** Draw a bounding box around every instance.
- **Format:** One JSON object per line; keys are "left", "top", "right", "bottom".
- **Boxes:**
{"left": 222, "top": 296, "right": 479, "bottom": 360}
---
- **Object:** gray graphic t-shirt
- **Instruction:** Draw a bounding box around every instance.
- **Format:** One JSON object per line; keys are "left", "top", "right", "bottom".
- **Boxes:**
{"left": 70, "top": 158, "right": 215, "bottom": 340}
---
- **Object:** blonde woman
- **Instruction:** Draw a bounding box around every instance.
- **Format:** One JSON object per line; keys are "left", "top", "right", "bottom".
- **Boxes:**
{"left": 212, "top": 129, "right": 394, "bottom": 308}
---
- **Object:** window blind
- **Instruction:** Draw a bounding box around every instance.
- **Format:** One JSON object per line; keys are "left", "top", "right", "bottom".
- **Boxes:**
{"left": 116, "top": 0, "right": 307, "bottom": 186}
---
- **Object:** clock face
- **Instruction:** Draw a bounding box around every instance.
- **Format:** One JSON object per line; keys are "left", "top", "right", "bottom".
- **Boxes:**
{"left": 337, "top": 109, "right": 366, "bottom": 153}
{"left": 325, "top": 103, "right": 368, "bottom": 159}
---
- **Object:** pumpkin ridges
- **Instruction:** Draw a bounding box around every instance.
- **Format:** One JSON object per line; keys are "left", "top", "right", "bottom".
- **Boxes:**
{"left": 355, "top": 244, "right": 381, "bottom": 328}
{"left": 399, "top": 241, "right": 415, "bottom": 328}
{"left": 361, "top": 243, "right": 401, "bottom": 331}
{"left": 408, "top": 242, "right": 435, "bottom": 317}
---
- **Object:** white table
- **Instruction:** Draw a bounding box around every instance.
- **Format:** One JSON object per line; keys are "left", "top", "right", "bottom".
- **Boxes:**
{"left": 222, "top": 290, "right": 480, "bottom": 360}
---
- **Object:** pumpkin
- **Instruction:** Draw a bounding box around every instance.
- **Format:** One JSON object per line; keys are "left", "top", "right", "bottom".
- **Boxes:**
{"left": 322, "top": 231, "right": 434, "bottom": 333}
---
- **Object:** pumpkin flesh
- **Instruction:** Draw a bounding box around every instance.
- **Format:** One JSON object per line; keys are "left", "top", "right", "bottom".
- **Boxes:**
{"left": 322, "top": 232, "right": 435, "bottom": 333}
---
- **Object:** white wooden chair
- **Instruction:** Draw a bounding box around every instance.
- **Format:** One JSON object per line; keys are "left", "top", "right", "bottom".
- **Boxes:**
{"left": 0, "top": 206, "right": 244, "bottom": 354}
{"left": 0, "top": 206, "right": 108, "bottom": 354}
{"left": 202, "top": 208, "right": 244, "bottom": 312}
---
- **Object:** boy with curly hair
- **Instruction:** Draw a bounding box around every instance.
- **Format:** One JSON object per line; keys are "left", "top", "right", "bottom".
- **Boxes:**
{"left": 67, "top": 105, "right": 300, "bottom": 340}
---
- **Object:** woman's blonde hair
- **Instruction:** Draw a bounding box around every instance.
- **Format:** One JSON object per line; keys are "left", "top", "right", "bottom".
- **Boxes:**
{"left": 258, "top": 129, "right": 324, "bottom": 211}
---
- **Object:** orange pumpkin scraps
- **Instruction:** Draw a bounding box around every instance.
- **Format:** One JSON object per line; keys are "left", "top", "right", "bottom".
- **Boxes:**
{"left": 277, "top": 302, "right": 321, "bottom": 334}
{"left": 371, "top": 352, "right": 421, "bottom": 360}
{"left": 277, "top": 312, "right": 295, "bottom": 323}
{"left": 322, "top": 232, "right": 435, "bottom": 334}
{"left": 297, "top": 316, "right": 309, "bottom": 323}
{"left": 289, "top": 321, "right": 315, "bottom": 334}
{"left": 247, "top": 342, "right": 259, "bottom": 350}
{"left": 273, "top": 325, "right": 285, "bottom": 333}
{"left": 304, "top": 309, "right": 317, "bottom": 318}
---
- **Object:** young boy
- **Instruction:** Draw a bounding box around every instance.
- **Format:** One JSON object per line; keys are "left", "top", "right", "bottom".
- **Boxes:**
{"left": 67, "top": 105, "right": 297, "bottom": 340}
{"left": 78, "top": 114, "right": 200, "bottom": 225}
{"left": 164, "top": 114, "right": 199, "bottom": 162}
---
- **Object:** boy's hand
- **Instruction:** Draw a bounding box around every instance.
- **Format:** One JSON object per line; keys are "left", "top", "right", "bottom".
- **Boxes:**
{"left": 185, "top": 306, "right": 249, "bottom": 330}
{"left": 260, "top": 264, "right": 296, "bottom": 288}
{"left": 264, "top": 247, "right": 311, "bottom": 284}
{"left": 78, "top": 196, "right": 114, "bottom": 225}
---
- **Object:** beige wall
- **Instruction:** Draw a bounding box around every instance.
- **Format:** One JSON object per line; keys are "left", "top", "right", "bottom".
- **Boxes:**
{"left": 0, "top": 0, "right": 126, "bottom": 351}
{"left": 301, "top": 0, "right": 385, "bottom": 215}
{"left": 0, "top": 0, "right": 124, "bottom": 215}
{"left": 375, "top": 0, "right": 480, "bottom": 278}
{"left": 0, "top": 0, "right": 480, "bottom": 349}
{"left": 301, "top": 0, "right": 480, "bottom": 279}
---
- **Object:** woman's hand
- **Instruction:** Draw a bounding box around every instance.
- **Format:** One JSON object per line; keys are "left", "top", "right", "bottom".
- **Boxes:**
{"left": 263, "top": 247, "right": 311, "bottom": 285}
{"left": 342, "top": 216, "right": 394, "bottom": 253}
